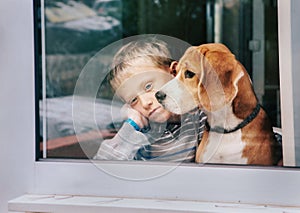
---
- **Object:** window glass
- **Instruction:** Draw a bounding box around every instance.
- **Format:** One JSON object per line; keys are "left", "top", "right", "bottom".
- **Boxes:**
{"left": 36, "top": 0, "right": 286, "bottom": 166}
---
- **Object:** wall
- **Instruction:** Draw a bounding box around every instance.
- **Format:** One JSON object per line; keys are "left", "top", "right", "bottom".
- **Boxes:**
{"left": 0, "top": 0, "right": 35, "bottom": 212}
{"left": 0, "top": 0, "right": 300, "bottom": 212}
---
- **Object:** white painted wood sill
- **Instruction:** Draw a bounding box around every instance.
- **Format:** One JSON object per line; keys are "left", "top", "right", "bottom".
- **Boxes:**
{"left": 8, "top": 194, "right": 300, "bottom": 213}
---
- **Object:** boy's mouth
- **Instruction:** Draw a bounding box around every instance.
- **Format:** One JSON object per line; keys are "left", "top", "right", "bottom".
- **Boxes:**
{"left": 149, "top": 106, "right": 161, "bottom": 118}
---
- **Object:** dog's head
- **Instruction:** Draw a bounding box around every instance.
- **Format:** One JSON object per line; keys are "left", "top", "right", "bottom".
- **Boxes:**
{"left": 156, "top": 43, "right": 245, "bottom": 114}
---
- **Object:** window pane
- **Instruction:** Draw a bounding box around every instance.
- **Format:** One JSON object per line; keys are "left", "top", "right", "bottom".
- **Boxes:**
{"left": 36, "top": 0, "right": 285, "bottom": 166}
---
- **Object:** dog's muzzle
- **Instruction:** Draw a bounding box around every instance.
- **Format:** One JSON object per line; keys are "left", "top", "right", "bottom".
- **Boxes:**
{"left": 155, "top": 78, "right": 198, "bottom": 114}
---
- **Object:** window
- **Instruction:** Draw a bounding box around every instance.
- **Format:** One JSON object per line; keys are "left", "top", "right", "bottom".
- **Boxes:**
{"left": 0, "top": 0, "right": 292, "bottom": 207}
{"left": 36, "top": 0, "right": 287, "bottom": 164}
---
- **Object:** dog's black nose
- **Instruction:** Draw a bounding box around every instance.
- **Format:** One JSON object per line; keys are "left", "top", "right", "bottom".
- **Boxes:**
{"left": 155, "top": 91, "right": 166, "bottom": 103}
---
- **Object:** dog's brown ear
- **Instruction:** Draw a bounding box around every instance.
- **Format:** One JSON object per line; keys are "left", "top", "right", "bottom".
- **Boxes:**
{"left": 214, "top": 51, "right": 243, "bottom": 104}
{"left": 197, "top": 47, "right": 243, "bottom": 111}
{"left": 196, "top": 46, "right": 217, "bottom": 111}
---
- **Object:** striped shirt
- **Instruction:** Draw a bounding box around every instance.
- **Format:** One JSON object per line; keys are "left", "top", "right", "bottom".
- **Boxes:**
{"left": 94, "top": 110, "right": 207, "bottom": 163}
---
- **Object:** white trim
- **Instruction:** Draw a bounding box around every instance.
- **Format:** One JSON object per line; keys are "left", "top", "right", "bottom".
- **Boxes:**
{"left": 30, "top": 160, "right": 300, "bottom": 207}
{"left": 8, "top": 194, "right": 300, "bottom": 213}
{"left": 27, "top": 0, "right": 300, "bottom": 208}
{"left": 278, "top": 0, "right": 296, "bottom": 166}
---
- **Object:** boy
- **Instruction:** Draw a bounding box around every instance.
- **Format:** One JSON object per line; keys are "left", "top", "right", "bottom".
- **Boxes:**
{"left": 93, "top": 37, "right": 206, "bottom": 162}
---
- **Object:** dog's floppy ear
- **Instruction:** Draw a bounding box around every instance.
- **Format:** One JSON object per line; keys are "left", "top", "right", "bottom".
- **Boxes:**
{"left": 196, "top": 47, "right": 221, "bottom": 111}
{"left": 196, "top": 44, "right": 244, "bottom": 111}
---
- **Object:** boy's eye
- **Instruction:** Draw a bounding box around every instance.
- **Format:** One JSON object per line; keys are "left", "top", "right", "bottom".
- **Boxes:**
{"left": 144, "top": 82, "right": 153, "bottom": 91}
{"left": 130, "top": 97, "right": 138, "bottom": 105}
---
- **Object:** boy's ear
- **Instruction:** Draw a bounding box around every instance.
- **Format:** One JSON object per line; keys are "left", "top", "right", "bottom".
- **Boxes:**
{"left": 169, "top": 61, "right": 178, "bottom": 76}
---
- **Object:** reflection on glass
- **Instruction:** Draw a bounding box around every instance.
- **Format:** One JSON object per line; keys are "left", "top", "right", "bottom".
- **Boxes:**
{"left": 37, "top": 0, "right": 282, "bottom": 165}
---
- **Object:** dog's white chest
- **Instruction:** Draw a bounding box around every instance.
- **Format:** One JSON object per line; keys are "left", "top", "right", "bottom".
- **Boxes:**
{"left": 201, "top": 130, "right": 248, "bottom": 164}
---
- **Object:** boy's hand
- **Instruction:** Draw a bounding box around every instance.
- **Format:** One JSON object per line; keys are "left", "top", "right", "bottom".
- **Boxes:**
{"left": 121, "top": 104, "right": 148, "bottom": 129}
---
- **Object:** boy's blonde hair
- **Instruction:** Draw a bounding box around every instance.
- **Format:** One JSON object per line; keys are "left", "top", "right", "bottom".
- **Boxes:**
{"left": 108, "top": 37, "right": 174, "bottom": 90}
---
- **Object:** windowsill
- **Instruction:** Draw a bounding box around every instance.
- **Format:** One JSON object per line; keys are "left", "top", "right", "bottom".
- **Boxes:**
{"left": 8, "top": 194, "right": 300, "bottom": 213}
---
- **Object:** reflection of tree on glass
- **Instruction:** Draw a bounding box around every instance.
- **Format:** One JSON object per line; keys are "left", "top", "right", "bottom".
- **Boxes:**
{"left": 94, "top": 38, "right": 207, "bottom": 162}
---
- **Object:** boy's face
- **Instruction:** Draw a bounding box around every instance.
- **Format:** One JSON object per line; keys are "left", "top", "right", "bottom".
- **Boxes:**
{"left": 116, "top": 65, "right": 174, "bottom": 123}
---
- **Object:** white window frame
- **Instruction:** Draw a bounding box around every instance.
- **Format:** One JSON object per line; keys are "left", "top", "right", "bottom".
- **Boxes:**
{"left": 33, "top": 0, "right": 300, "bottom": 205}
{"left": 2, "top": 0, "right": 300, "bottom": 209}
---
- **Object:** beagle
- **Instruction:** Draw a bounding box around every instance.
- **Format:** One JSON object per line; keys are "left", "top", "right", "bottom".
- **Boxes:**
{"left": 156, "top": 43, "right": 282, "bottom": 165}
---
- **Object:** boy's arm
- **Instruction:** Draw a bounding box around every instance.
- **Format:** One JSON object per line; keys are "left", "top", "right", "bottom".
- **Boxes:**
{"left": 93, "top": 122, "right": 150, "bottom": 160}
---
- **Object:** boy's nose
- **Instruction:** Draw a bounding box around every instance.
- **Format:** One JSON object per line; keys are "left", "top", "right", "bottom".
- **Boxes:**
{"left": 155, "top": 91, "right": 166, "bottom": 103}
{"left": 139, "top": 94, "right": 153, "bottom": 107}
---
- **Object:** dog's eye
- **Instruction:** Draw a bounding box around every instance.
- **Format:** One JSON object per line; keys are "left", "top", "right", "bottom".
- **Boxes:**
{"left": 184, "top": 70, "right": 195, "bottom": 79}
